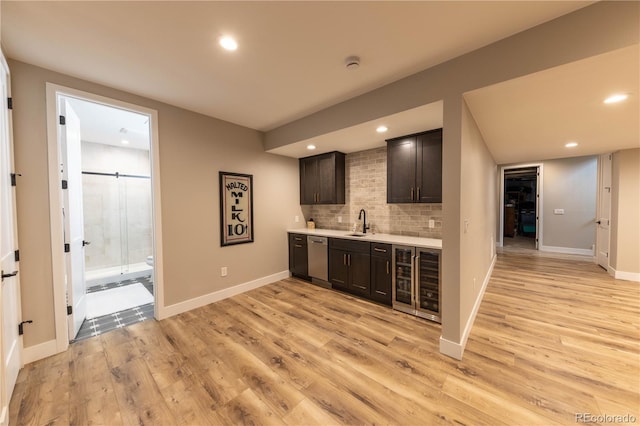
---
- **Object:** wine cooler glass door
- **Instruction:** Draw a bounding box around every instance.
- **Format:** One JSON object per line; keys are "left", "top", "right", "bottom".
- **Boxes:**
{"left": 416, "top": 249, "right": 441, "bottom": 323}
{"left": 392, "top": 246, "right": 415, "bottom": 314}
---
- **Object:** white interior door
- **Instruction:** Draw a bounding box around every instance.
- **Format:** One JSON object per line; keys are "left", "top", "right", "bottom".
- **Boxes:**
{"left": 0, "top": 51, "right": 22, "bottom": 423}
{"left": 596, "top": 154, "right": 612, "bottom": 269}
{"left": 60, "top": 98, "right": 87, "bottom": 340}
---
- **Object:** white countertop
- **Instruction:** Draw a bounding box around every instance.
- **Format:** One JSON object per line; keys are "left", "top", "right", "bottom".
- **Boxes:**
{"left": 287, "top": 228, "right": 442, "bottom": 250}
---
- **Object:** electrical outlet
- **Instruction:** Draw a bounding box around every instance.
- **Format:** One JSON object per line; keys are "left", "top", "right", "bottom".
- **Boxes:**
{"left": 554, "top": 208, "right": 565, "bottom": 215}
{"left": 221, "top": 267, "right": 228, "bottom": 277}
{"left": 338, "top": 216, "right": 342, "bottom": 223}
{"left": 464, "top": 219, "right": 470, "bottom": 233}
{"left": 295, "top": 215, "right": 300, "bottom": 222}
{"left": 428, "top": 219, "right": 435, "bottom": 228}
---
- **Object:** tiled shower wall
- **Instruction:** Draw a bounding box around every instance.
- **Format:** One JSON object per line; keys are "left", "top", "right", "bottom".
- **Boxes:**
{"left": 301, "top": 147, "right": 442, "bottom": 239}
{"left": 82, "top": 142, "right": 153, "bottom": 271}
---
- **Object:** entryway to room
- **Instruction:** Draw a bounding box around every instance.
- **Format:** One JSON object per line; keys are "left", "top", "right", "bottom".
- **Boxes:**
{"left": 50, "top": 89, "right": 160, "bottom": 342}
{"left": 501, "top": 166, "right": 540, "bottom": 250}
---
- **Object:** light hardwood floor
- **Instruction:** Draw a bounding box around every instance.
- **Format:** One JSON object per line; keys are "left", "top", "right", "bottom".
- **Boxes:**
{"left": 10, "top": 252, "right": 640, "bottom": 425}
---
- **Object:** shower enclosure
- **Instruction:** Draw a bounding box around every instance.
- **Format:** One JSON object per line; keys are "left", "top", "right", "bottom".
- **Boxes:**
{"left": 82, "top": 170, "right": 153, "bottom": 287}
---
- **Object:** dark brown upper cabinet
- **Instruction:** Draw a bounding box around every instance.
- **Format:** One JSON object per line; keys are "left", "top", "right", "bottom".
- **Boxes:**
{"left": 387, "top": 128, "right": 442, "bottom": 203}
{"left": 300, "top": 151, "right": 345, "bottom": 205}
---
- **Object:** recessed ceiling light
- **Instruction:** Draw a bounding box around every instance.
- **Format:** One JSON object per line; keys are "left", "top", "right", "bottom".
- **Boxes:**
{"left": 604, "top": 93, "right": 628, "bottom": 104}
{"left": 565, "top": 142, "right": 578, "bottom": 148}
{"left": 121, "top": 139, "right": 129, "bottom": 145}
{"left": 376, "top": 126, "right": 388, "bottom": 133}
{"left": 219, "top": 36, "right": 238, "bottom": 51}
{"left": 307, "top": 144, "right": 316, "bottom": 150}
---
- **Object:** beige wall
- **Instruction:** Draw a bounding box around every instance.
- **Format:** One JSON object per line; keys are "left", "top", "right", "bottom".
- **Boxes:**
{"left": 610, "top": 149, "right": 640, "bottom": 276}
{"left": 458, "top": 99, "right": 497, "bottom": 340}
{"left": 542, "top": 156, "right": 597, "bottom": 251}
{"left": 10, "top": 60, "right": 302, "bottom": 348}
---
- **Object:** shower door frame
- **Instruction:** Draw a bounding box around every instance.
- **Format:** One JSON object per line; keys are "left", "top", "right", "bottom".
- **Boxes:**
{"left": 46, "top": 83, "right": 165, "bottom": 354}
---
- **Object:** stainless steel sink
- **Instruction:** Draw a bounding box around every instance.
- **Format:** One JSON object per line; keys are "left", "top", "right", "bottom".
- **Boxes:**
{"left": 345, "top": 233, "right": 367, "bottom": 237}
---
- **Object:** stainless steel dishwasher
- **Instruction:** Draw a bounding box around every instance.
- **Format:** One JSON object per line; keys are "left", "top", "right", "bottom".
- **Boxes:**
{"left": 307, "top": 236, "right": 330, "bottom": 288}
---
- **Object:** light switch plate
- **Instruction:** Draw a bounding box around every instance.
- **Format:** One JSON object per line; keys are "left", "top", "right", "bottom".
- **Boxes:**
{"left": 554, "top": 209, "right": 565, "bottom": 215}
{"left": 428, "top": 219, "right": 435, "bottom": 228}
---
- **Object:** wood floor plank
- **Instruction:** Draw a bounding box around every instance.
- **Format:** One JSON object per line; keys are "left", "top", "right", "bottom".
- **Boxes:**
{"left": 9, "top": 249, "right": 640, "bottom": 425}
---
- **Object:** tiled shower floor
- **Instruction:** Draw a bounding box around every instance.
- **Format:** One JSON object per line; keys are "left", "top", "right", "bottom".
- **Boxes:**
{"left": 74, "top": 275, "right": 154, "bottom": 341}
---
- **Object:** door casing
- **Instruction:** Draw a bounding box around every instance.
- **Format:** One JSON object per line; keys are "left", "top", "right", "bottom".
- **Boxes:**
{"left": 596, "top": 153, "right": 612, "bottom": 270}
{"left": 45, "top": 83, "right": 165, "bottom": 355}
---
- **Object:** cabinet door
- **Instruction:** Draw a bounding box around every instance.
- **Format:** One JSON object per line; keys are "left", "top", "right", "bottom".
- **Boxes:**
{"left": 299, "top": 157, "right": 318, "bottom": 204}
{"left": 370, "top": 255, "right": 392, "bottom": 305}
{"left": 417, "top": 130, "right": 442, "bottom": 203}
{"left": 316, "top": 154, "right": 336, "bottom": 204}
{"left": 289, "top": 234, "right": 308, "bottom": 277}
{"left": 328, "top": 248, "right": 349, "bottom": 290}
{"left": 387, "top": 136, "right": 417, "bottom": 203}
{"left": 348, "top": 251, "right": 371, "bottom": 296}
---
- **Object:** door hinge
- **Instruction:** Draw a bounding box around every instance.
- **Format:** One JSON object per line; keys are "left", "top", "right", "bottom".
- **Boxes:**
{"left": 18, "top": 320, "right": 33, "bottom": 336}
{"left": 11, "top": 173, "right": 21, "bottom": 187}
{"left": 7, "top": 97, "right": 12, "bottom": 110}
{"left": 59, "top": 115, "right": 66, "bottom": 125}
{"left": 62, "top": 180, "right": 68, "bottom": 189}
{"left": 64, "top": 243, "right": 70, "bottom": 253}
{"left": 67, "top": 305, "right": 73, "bottom": 315}
{"left": 14, "top": 250, "right": 20, "bottom": 262}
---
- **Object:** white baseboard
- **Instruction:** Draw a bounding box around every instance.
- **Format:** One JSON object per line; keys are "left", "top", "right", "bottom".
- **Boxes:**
{"left": 439, "top": 254, "right": 497, "bottom": 361}
{"left": 610, "top": 267, "right": 640, "bottom": 282}
{"left": 158, "top": 270, "right": 290, "bottom": 319}
{"left": 439, "top": 336, "right": 463, "bottom": 360}
{"left": 23, "top": 338, "right": 58, "bottom": 365}
{"left": 539, "top": 245, "right": 594, "bottom": 256}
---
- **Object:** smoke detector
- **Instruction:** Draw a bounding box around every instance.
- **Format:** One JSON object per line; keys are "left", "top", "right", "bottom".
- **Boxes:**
{"left": 345, "top": 56, "right": 360, "bottom": 70}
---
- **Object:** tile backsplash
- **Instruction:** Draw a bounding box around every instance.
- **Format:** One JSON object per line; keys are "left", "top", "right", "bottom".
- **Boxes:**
{"left": 301, "top": 147, "right": 442, "bottom": 239}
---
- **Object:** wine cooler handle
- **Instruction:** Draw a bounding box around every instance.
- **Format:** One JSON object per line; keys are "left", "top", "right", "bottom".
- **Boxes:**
{"left": 414, "top": 255, "right": 421, "bottom": 308}
{"left": 410, "top": 254, "right": 416, "bottom": 306}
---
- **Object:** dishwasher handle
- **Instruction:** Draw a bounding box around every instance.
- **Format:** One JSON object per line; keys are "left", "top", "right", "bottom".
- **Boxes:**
{"left": 307, "top": 236, "right": 328, "bottom": 245}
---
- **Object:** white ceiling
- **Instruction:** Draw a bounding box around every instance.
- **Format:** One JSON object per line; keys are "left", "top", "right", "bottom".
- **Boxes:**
{"left": 465, "top": 44, "right": 640, "bottom": 164}
{"left": 4, "top": 1, "right": 636, "bottom": 164}
{"left": 65, "top": 96, "right": 150, "bottom": 151}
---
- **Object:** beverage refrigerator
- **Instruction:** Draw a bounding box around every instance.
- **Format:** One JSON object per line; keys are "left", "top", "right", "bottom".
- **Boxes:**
{"left": 392, "top": 245, "right": 441, "bottom": 323}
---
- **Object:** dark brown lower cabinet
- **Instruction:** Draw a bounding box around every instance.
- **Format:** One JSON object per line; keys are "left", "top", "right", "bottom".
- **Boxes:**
{"left": 328, "top": 238, "right": 370, "bottom": 296}
{"left": 370, "top": 243, "right": 392, "bottom": 305}
{"left": 288, "top": 233, "right": 308, "bottom": 279}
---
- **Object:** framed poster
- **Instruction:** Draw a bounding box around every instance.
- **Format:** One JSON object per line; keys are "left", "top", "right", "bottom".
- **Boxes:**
{"left": 219, "top": 171, "right": 254, "bottom": 246}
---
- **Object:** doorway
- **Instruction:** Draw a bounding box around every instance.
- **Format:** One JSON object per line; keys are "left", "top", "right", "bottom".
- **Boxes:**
{"left": 46, "top": 85, "right": 164, "bottom": 350}
{"left": 499, "top": 165, "right": 542, "bottom": 250}
{"left": 63, "top": 96, "right": 155, "bottom": 341}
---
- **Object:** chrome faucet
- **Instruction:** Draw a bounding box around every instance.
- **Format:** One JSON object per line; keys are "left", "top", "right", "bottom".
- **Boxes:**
{"left": 358, "top": 209, "right": 370, "bottom": 234}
